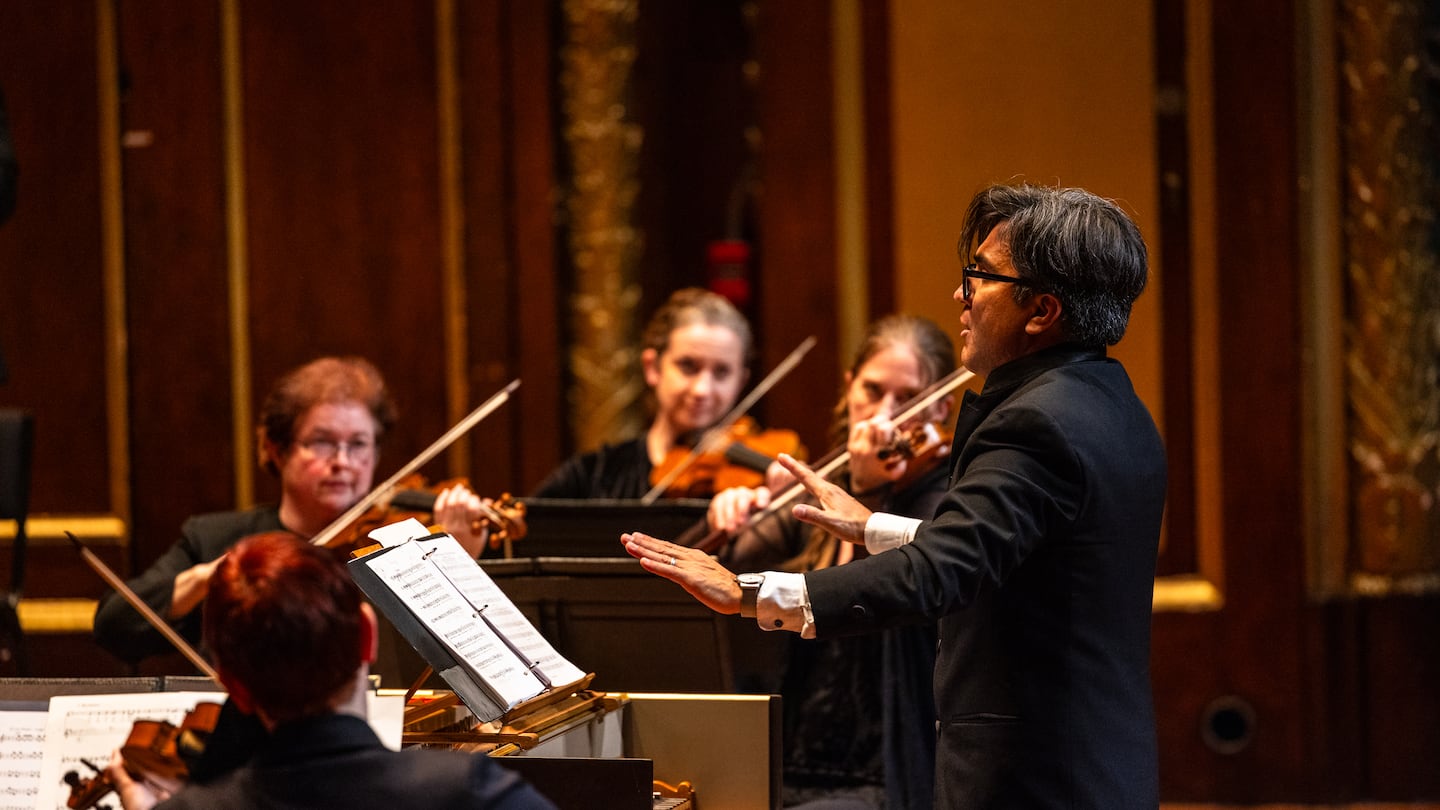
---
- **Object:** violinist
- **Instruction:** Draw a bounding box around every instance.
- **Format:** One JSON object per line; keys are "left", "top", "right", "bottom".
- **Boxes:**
{"left": 93, "top": 356, "right": 501, "bottom": 667}
{"left": 531, "top": 287, "right": 754, "bottom": 499}
{"left": 705, "top": 314, "right": 957, "bottom": 810}
{"left": 103, "top": 531, "right": 555, "bottom": 809}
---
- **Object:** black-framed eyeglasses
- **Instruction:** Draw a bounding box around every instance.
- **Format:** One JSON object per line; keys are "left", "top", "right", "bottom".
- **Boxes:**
{"left": 961, "top": 263, "right": 1022, "bottom": 302}
{"left": 297, "top": 437, "right": 376, "bottom": 464}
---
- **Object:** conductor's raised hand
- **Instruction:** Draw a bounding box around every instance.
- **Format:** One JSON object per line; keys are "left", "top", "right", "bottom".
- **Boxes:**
{"left": 775, "top": 452, "right": 872, "bottom": 545}
{"left": 622, "top": 532, "right": 742, "bottom": 615}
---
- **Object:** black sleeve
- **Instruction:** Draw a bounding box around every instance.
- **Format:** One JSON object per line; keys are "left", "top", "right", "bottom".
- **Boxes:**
{"left": 92, "top": 523, "right": 209, "bottom": 664}
{"left": 530, "top": 441, "right": 653, "bottom": 500}
{"left": 530, "top": 451, "right": 600, "bottom": 499}
{"left": 92, "top": 510, "right": 280, "bottom": 665}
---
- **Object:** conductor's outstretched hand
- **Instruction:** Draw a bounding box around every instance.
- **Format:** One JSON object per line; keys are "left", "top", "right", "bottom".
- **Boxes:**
{"left": 621, "top": 532, "right": 741, "bottom": 615}
{"left": 776, "top": 453, "right": 873, "bottom": 545}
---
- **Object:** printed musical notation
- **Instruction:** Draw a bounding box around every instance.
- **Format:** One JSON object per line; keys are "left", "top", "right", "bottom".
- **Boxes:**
{"left": 0, "top": 708, "right": 48, "bottom": 810}
{"left": 32, "top": 691, "right": 215, "bottom": 810}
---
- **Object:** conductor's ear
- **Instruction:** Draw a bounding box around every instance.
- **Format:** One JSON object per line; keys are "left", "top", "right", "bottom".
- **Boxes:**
{"left": 1025, "top": 292, "right": 1064, "bottom": 336}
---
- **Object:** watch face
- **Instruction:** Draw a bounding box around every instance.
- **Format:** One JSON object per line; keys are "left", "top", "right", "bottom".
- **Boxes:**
{"left": 738, "top": 573, "right": 764, "bottom": 587}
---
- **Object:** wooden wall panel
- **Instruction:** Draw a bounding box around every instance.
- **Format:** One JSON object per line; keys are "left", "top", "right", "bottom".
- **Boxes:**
{"left": 0, "top": 5, "right": 110, "bottom": 516}
{"left": 239, "top": 0, "right": 452, "bottom": 502}
{"left": 488, "top": 0, "right": 565, "bottom": 494}
{"left": 1151, "top": 0, "right": 1312, "bottom": 800}
{"left": 753, "top": 0, "right": 839, "bottom": 458}
{"left": 0, "top": 4, "right": 127, "bottom": 602}
{"left": 455, "top": 0, "right": 553, "bottom": 497}
{"left": 633, "top": 1, "right": 755, "bottom": 311}
{"left": 118, "top": 2, "right": 235, "bottom": 572}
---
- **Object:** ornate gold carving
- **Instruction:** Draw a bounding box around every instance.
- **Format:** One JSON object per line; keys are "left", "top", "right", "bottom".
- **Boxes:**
{"left": 1338, "top": 0, "right": 1440, "bottom": 587}
{"left": 558, "top": 0, "right": 646, "bottom": 451}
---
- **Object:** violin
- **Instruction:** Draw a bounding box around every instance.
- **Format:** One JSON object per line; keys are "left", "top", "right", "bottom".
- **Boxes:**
{"left": 308, "top": 380, "right": 522, "bottom": 553}
{"left": 65, "top": 702, "right": 223, "bottom": 809}
{"left": 684, "top": 368, "right": 976, "bottom": 553}
{"left": 876, "top": 420, "right": 953, "bottom": 491}
{"left": 317, "top": 473, "right": 527, "bottom": 557}
{"left": 648, "top": 416, "right": 806, "bottom": 500}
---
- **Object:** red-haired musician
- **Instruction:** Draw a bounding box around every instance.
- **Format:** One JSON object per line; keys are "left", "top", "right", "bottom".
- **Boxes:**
{"left": 106, "top": 531, "right": 555, "bottom": 809}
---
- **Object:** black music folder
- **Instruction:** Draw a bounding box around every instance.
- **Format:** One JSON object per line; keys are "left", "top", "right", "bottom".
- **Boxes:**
{"left": 348, "top": 531, "right": 587, "bottom": 722}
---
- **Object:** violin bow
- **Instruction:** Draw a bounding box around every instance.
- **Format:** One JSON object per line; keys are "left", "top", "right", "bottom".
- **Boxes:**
{"left": 66, "top": 531, "right": 221, "bottom": 682}
{"left": 712, "top": 366, "right": 977, "bottom": 545}
{"left": 309, "top": 379, "right": 521, "bottom": 549}
{"left": 641, "top": 336, "right": 817, "bottom": 504}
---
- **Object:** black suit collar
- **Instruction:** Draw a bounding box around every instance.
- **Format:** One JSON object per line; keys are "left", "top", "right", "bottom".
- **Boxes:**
{"left": 979, "top": 343, "right": 1107, "bottom": 400}
{"left": 947, "top": 343, "right": 1107, "bottom": 479}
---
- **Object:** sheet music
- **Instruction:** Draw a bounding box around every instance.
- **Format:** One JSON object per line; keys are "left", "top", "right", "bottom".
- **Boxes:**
{"left": 32, "top": 691, "right": 215, "bottom": 810}
{"left": 420, "top": 534, "right": 587, "bottom": 687}
{"left": 363, "top": 540, "right": 544, "bottom": 708}
{"left": 0, "top": 706, "right": 46, "bottom": 810}
{"left": 365, "top": 691, "right": 405, "bottom": 751}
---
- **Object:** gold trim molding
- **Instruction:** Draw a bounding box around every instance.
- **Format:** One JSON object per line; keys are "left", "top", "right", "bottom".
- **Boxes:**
{"left": 96, "top": 0, "right": 132, "bottom": 525}
{"left": 1152, "top": 575, "right": 1224, "bottom": 613}
{"left": 18, "top": 599, "right": 99, "bottom": 634}
{"left": 0, "top": 515, "right": 128, "bottom": 544}
{"left": 222, "top": 0, "right": 255, "bottom": 507}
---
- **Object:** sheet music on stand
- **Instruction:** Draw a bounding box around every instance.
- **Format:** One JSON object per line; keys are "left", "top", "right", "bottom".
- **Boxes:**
{"left": 349, "top": 522, "right": 587, "bottom": 724}
{"left": 30, "top": 691, "right": 215, "bottom": 810}
{"left": 0, "top": 701, "right": 46, "bottom": 810}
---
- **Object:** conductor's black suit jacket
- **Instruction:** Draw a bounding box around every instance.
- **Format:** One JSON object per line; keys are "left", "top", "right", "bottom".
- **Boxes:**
{"left": 805, "top": 344, "right": 1167, "bottom": 809}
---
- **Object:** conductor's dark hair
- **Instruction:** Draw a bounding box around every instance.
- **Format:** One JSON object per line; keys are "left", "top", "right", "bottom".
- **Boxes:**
{"left": 958, "top": 183, "right": 1149, "bottom": 347}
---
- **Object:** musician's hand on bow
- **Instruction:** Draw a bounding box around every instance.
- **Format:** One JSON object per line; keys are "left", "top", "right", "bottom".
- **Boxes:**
{"left": 848, "top": 401, "right": 905, "bottom": 492}
{"left": 105, "top": 749, "right": 166, "bottom": 810}
{"left": 707, "top": 485, "right": 770, "bottom": 536}
{"left": 763, "top": 458, "right": 795, "bottom": 493}
{"left": 777, "top": 453, "right": 872, "bottom": 545}
{"left": 622, "top": 532, "right": 742, "bottom": 615}
{"left": 169, "top": 553, "right": 228, "bottom": 619}
{"left": 432, "top": 482, "right": 493, "bottom": 558}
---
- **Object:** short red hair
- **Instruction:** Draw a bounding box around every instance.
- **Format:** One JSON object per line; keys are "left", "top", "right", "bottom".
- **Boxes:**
{"left": 204, "top": 532, "right": 364, "bottom": 723}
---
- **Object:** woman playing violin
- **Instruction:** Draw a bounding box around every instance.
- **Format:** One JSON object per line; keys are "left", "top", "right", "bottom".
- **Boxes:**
{"left": 531, "top": 287, "right": 754, "bottom": 499}
{"left": 93, "top": 356, "right": 501, "bottom": 667}
{"left": 707, "top": 314, "right": 957, "bottom": 810}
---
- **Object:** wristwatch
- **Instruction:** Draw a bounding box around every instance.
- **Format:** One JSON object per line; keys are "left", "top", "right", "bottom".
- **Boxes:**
{"left": 736, "top": 573, "right": 765, "bottom": 618}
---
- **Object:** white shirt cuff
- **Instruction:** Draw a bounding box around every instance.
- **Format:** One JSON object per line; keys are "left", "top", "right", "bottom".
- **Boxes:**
{"left": 865, "top": 512, "right": 921, "bottom": 553}
{"left": 756, "top": 571, "right": 813, "bottom": 638}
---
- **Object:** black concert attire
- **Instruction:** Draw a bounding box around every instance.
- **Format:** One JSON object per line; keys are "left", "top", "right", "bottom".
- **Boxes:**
{"left": 93, "top": 506, "right": 283, "bottom": 664}
{"left": 731, "top": 467, "right": 945, "bottom": 810}
{"left": 801, "top": 345, "right": 1167, "bottom": 809}
{"left": 155, "top": 713, "right": 556, "bottom": 809}
{"left": 530, "top": 438, "right": 652, "bottom": 499}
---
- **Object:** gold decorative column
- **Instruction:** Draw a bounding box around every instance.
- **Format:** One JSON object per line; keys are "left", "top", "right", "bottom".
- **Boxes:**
{"left": 557, "top": 0, "right": 645, "bottom": 451}
{"left": 1339, "top": 0, "right": 1440, "bottom": 591}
